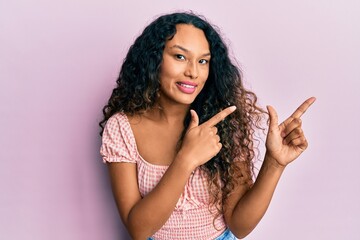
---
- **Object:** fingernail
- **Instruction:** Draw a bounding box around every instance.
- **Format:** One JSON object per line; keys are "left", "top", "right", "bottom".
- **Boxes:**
{"left": 229, "top": 106, "right": 236, "bottom": 111}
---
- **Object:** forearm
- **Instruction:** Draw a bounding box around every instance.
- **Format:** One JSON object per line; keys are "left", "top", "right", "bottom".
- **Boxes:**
{"left": 228, "top": 153, "right": 285, "bottom": 238}
{"left": 127, "top": 156, "right": 194, "bottom": 239}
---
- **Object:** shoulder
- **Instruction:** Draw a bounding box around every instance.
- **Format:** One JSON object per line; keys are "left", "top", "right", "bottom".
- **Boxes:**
{"left": 106, "top": 112, "right": 128, "bottom": 127}
{"left": 101, "top": 112, "right": 138, "bottom": 163}
{"left": 101, "top": 112, "right": 134, "bottom": 148}
{"left": 103, "top": 112, "right": 132, "bottom": 136}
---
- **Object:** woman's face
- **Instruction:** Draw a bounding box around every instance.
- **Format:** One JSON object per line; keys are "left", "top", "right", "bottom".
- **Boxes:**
{"left": 158, "top": 24, "right": 211, "bottom": 106}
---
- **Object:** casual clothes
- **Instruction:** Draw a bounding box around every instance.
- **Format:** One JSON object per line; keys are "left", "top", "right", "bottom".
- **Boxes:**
{"left": 148, "top": 228, "right": 236, "bottom": 240}
{"left": 100, "top": 113, "right": 231, "bottom": 239}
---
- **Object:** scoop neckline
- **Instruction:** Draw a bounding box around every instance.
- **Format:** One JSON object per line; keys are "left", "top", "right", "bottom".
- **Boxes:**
{"left": 121, "top": 113, "right": 170, "bottom": 169}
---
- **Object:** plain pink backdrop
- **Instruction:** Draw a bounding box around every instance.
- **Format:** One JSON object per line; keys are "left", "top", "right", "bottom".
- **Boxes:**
{"left": 1, "top": 0, "right": 359, "bottom": 239}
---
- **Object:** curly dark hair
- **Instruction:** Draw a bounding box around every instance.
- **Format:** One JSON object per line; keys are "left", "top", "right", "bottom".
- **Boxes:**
{"left": 99, "top": 12, "right": 265, "bottom": 221}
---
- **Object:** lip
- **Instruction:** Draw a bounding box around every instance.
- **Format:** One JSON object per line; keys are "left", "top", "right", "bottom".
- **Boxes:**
{"left": 176, "top": 81, "right": 198, "bottom": 94}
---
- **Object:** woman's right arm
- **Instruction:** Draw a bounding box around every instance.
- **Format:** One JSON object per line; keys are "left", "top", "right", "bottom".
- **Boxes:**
{"left": 108, "top": 155, "right": 193, "bottom": 240}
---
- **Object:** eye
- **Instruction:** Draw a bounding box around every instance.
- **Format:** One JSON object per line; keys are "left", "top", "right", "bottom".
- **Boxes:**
{"left": 199, "top": 59, "right": 209, "bottom": 65}
{"left": 175, "top": 54, "right": 186, "bottom": 61}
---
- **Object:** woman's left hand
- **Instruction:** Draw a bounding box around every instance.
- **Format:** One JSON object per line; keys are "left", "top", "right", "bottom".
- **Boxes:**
{"left": 265, "top": 97, "right": 316, "bottom": 167}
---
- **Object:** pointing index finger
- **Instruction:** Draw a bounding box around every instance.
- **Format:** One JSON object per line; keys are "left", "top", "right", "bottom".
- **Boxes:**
{"left": 203, "top": 106, "right": 236, "bottom": 127}
{"left": 291, "top": 97, "right": 316, "bottom": 118}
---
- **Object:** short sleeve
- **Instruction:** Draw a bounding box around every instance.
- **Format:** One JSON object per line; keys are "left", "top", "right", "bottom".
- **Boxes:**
{"left": 100, "top": 114, "right": 137, "bottom": 164}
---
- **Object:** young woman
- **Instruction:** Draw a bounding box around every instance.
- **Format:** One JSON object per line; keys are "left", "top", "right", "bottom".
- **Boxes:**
{"left": 99, "top": 12, "right": 315, "bottom": 240}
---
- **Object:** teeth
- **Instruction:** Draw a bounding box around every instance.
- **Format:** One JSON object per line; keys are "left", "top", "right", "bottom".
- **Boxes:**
{"left": 178, "top": 83, "right": 195, "bottom": 88}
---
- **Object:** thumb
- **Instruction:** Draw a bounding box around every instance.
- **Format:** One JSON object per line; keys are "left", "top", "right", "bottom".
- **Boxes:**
{"left": 188, "top": 109, "right": 199, "bottom": 130}
{"left": 267, "top": 105, "right": 279, "bottom": 131}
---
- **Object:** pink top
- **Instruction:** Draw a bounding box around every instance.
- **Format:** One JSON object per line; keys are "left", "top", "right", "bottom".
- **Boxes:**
{"left": 100, "top": 113, "right": 227, "bottom": 239}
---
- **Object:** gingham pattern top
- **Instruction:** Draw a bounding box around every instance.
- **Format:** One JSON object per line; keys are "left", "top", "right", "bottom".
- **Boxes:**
{"left": 100, "top": 113, "right": 227, "bottom": 239}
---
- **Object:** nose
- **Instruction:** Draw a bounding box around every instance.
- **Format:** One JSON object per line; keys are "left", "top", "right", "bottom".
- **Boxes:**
{"left": 184, "top": 61, "right": 198, "bottom": 79}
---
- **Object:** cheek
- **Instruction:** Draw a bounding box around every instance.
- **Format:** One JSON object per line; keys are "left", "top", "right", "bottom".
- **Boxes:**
{"left": 159, "top": 60, "right": 183, "bottom": 81}
{"left": 200, "top": 68, "right": 209, "bottom": 82}
{"left": 197, "top": 69, "right": 209, "bottom": 91}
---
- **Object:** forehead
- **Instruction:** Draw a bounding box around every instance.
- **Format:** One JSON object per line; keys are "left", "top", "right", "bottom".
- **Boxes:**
{"left": 165, "top": 24, "right": 210, "bottom": 53}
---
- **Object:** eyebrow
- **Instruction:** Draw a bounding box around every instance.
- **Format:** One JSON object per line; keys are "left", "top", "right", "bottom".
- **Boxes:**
{"left": 170, "top": 45, "right": 211, "bottom": 57}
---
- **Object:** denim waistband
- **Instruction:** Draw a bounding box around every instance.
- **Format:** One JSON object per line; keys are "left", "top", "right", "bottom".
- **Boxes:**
{"left": 215, "top": 229, "right": 237, "bottom": 240}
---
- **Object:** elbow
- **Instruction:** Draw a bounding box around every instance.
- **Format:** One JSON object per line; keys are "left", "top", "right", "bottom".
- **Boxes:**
{"left": 233, "top": 231, "right": 252, "bottom": 240}
{"left": 125, "top": 225, "right": 148, "bottom": 240}
{"left": 122, "top": 221, "right": 142, "bottom": 240}
{"left": 127, "top": 225, "right": 153, "bottom": 240}
{"left": 128, "top": 231, "right": 148, "bottom": 240}
{"left": 126, "top": 214, "right": 156, "bottom": 240}
{"left": 228, "top": 221, "right": 257, "bottom": 239}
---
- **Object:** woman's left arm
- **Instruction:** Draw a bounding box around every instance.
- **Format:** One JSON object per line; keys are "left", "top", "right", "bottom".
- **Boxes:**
{"left": 224, "top": 97, "right": 316, "bottom": 239}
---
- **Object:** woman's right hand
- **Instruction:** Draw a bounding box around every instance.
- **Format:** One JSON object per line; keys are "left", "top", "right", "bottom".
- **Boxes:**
{"left": 177, "top": 106, "right": 237, "bottom": 168}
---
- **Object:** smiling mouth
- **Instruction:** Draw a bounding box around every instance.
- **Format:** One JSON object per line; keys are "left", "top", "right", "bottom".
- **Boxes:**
{"left": 176, "top": 82, "right": 198, "bottom": 94}
{"left": 176, "top": 82, "right": 197, "bottom": 88}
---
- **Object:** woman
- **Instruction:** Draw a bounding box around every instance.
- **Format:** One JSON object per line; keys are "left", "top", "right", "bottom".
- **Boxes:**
{"left": 99, "top": 12, "right": 315, "bottom": 240}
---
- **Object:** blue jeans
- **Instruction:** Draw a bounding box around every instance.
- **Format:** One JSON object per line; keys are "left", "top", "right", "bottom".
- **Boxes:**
{"left": 215, "top": 229, "right": 237, "bottom": 240}
{"left": 147, "top": 229, "right": 236, "bottom": 240}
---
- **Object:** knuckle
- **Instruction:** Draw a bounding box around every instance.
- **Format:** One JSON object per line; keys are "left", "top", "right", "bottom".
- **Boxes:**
{"left": 215, "top": 114, "right": 223, "bottom": 122}
{"left": 294, "top": 118, "right": 302, "bottom": 125}
{"left": 295, "top": 128, "right": 303, "bottom": 134}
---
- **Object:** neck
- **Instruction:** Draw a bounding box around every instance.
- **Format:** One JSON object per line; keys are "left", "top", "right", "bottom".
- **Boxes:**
{"left": 147, "top": 100, "right": 190, "bottom": 126}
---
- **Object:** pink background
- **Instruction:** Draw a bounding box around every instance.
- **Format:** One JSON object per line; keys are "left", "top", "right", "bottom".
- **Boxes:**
{"left": 1, "top": 0, "right": 359, "bottom": 239}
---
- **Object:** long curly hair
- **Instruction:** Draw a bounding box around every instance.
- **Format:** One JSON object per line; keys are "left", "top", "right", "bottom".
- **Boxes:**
{"left": 99, "top": 12, "right": 265, "bottom": 220}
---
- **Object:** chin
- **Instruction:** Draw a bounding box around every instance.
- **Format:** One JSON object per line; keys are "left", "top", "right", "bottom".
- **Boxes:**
{"left": 177, "top": 94, "right": 199, "bottom": 105}
{"left": 159, "top": 89, "right": 201, "bottom": 106}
